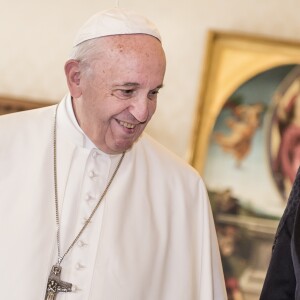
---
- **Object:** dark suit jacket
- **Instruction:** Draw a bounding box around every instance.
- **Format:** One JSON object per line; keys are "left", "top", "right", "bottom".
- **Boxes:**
{"left": 260, "top": 169, "right": 300, "bottom": 300}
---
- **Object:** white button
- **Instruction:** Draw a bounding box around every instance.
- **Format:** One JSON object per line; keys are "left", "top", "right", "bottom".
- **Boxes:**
{"left": 75, "top": 262, "right": 86, "bottom": 270}
{"left": 72, "top": 285, "right": 82, "bottom": 293}
{"left": 78, "top": 240, "right": 88, "bottom": 248}
{"left": 88, "top": 170, "right": 95, "bottom": 178}
{"left": 92, "top": 151, "right": 99, "bottom": 158}
{"left": 85, "top": 194, "right": 94, "bottom": 202}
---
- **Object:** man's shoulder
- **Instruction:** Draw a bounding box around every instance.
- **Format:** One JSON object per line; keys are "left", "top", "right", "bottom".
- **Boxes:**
{"left": 0, "top": 104, "right": 55, "bottom": 122}
{"left": 132, "top": 134, "right": 207, "bottom": 202}
{"left": 137, "top": 133, "right": 201, "bottom": 180}
{"left": 0, "top": 105, "right": 56, "bottom": 144}
{"left": 0, "top": 105, "right": 56, "bottom": 130}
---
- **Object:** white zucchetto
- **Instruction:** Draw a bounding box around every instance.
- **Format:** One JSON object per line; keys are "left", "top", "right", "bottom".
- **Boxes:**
{"left": 73, "top": 8, "right": 161, "bottom": 47}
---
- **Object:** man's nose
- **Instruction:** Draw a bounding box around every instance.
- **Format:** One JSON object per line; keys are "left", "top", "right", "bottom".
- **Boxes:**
{"left": 129, "top": 97, "right": 149, "bottom": 123}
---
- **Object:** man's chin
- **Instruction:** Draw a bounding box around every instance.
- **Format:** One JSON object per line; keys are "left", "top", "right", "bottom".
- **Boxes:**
{"left": 111, "top": 136, "right": 142, "bottom": 153}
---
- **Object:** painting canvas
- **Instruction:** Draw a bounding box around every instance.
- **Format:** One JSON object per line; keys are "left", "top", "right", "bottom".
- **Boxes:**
{"left": 206, "top": 64, "right": 300, "bottom": 216}
{"left": 189, "top": 31, "right": 300, "bottom": 300}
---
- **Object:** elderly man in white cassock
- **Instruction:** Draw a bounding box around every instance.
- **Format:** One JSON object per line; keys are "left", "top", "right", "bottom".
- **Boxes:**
{"left": 0, "top": 8, "right": 226, "bottom": 300}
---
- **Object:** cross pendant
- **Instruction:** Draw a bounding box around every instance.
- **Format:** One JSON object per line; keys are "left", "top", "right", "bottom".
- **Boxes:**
{"left": 44, "top": 265, "right": 72, "bottom": 300}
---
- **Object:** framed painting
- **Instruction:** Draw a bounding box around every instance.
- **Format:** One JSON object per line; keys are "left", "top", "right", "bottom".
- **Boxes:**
{"left": 0, "top": 95, "right": 52, "bottom": 115}
{"left": 189, "top": 31, "right": 300, "bottom": 300}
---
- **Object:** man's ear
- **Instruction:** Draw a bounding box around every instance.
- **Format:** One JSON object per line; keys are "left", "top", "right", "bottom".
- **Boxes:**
{"left": 64, "top": 60, "right": 82, "bottom": 98}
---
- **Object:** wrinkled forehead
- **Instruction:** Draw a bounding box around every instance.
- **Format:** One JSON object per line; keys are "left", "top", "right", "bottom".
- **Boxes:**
{"left": 83, "top": 34, "right": 165, "bottom": 65}
{"left": 88, "top": 35, "right": 166, "bottom": 83}
{"left": 98, "top": 33, "right": 163, "bottom": 51}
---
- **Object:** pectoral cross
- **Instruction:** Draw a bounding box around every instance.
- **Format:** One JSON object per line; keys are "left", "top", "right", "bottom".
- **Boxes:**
{"left": 45, "top": 265, "right": 72, "bottom": 300}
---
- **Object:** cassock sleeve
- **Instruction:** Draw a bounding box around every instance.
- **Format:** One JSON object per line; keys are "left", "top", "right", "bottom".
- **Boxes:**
{"left": 259, "top": 169, "right": 300, "bottom": 300}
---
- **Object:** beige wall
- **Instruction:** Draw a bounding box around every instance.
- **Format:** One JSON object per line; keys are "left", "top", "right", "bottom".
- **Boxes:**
{"left": 1, "top": 0, "right": 300, "bottom": 160}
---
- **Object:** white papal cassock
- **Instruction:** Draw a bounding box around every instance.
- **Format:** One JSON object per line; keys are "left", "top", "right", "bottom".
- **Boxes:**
{"left": 0, "top": 94, "right": 227, "bottom": 300}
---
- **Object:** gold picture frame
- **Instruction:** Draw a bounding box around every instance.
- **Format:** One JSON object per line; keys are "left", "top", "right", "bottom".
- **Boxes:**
{"left": 0, "top": 95, "right": 52, "bottom": 115}
{"left": 189, "top": 30, "right": 300, "bottom": 173}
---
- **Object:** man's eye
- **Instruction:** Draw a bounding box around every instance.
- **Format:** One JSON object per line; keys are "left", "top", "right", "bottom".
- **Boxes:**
{"left": 148, "top": 89, "right": 159, "bottom": 100}
{"left": 122, "top": 89, "right": 134, "bottom": 95}
{"left": 112, "top": 89, "right": 135, "bottom": 99}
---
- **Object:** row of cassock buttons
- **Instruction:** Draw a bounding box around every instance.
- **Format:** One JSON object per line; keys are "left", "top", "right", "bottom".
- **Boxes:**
{"left": 72, "top": 149, "right": 104, "bottom": 292}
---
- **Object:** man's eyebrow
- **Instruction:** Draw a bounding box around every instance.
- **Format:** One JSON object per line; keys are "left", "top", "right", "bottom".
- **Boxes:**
{"left": 155, "top": 84, "right": 164, "bottom": 89}
{"left": 113, "top": 83, "right": 164, "bottom": 89}
{"left": 113, "top": 82, "right": 140, "bottom": 87}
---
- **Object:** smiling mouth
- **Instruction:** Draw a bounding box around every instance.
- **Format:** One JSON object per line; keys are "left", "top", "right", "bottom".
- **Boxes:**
{"left": 118, "top": 120, "right": 136, "bottom": 129}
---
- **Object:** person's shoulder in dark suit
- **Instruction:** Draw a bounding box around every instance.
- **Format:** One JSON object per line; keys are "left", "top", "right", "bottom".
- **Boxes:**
{"left": 260, "top": 168, "right": 300, "bottom": 300}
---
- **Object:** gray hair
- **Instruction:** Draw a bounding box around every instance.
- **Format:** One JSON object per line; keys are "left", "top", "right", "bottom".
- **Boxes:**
{"left": 68, "top": 39, "right": 103, "bottom": 77}
{"left": 69, "top": 39, "right": 99, "bottom": 60}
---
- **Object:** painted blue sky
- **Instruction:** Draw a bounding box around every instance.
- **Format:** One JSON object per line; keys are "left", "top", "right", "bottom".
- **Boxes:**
{"left": 204, "top": 64, "right": 296, "bottom": 217}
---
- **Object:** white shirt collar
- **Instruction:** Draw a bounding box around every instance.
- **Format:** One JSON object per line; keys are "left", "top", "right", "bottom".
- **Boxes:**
{"left": 58, "top": 94, "right": 125, "bottom": 161}
{"left": 65, "top": 95, "right": 101, "bottom": 151}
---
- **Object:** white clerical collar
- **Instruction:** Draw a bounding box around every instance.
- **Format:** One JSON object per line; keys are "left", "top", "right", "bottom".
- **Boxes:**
{"left": 58, "top": 94, "right": 125, "bottom": 160}
{"left": 65, "top": 95, "right": 101, "bottom": 151}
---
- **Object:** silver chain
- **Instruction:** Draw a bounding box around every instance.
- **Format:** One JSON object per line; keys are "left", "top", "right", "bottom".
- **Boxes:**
{"left": 53, "top": 104, "right": 125, "bottom": 265}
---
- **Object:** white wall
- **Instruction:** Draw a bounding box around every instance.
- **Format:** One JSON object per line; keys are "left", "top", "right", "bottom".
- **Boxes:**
{"left": 1, "top": 0, "right": 300, "bottom": 159}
